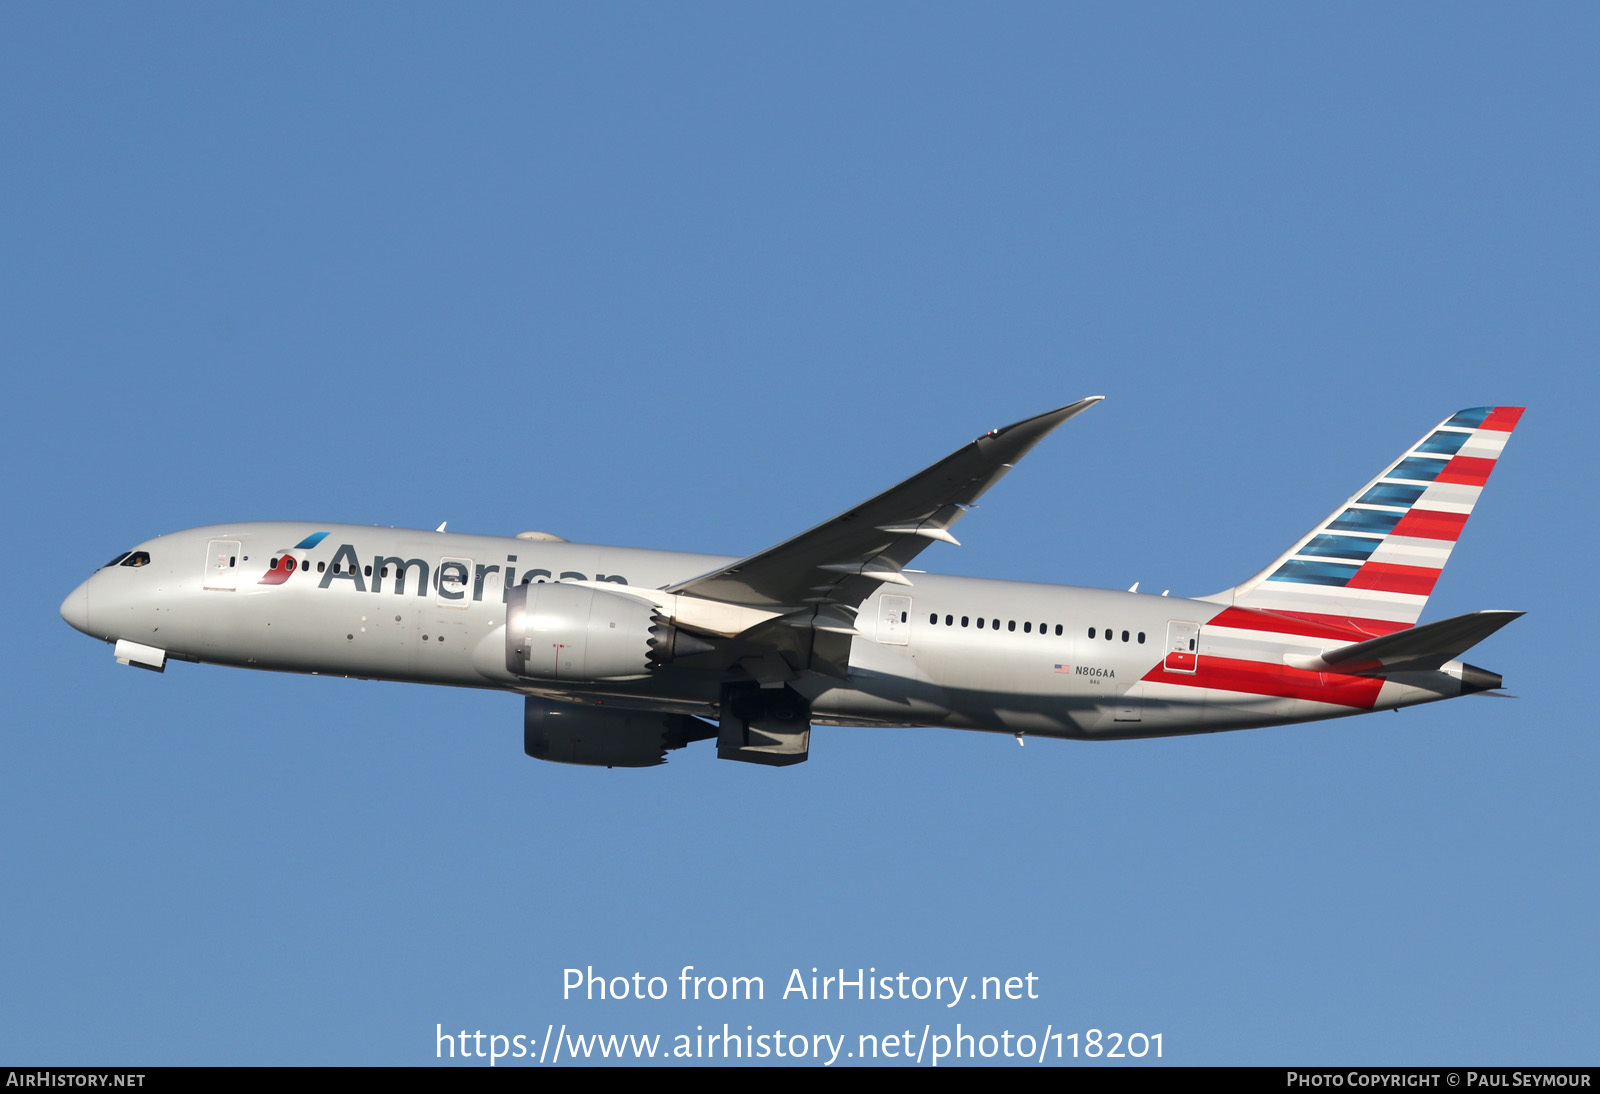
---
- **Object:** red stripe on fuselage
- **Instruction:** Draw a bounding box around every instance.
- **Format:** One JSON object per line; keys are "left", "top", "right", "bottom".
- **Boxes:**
{"left": 1205, "top": 606, "right": 1411, "bottom": 640}
{"left": 1390, "top": 508, "right": 1468, "bottom": 541}
{"left": 1479, "top": 406, "right": 1524, "bottom": 432}
{"left": 1348, "top": 562, "right": 1441, "bottom": 596}
{"left": 1142, "top": 656, "right": 1385, "bottom": 709}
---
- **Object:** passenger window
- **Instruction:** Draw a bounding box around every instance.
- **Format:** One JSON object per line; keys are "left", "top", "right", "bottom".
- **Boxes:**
{"left": 1024, "top": 621, "right": 1032, "bottom": 633}
{"left": 1138, "top": 632, "right": 1146, "bottom": 644}
{"left": 961, "top": 616, "right": 969, "bottom": 627}
{"left": 318, "top": 561, "right": 326, "bottom": 573}
{"left": 929, "top": 613, "right": 938, "bottom": 625}
{"left": 1008, "top": 620, "right": 1016, "bottom": 632}
{"left": 1088, "top": 627, "right": 1095, "bottom": 638}
{"left": 1054, "top": 625, "right": 1063, "bottom": 636}
{"left": 1122, "top": 631, "right": 1129, "bottom": 642}
{"left": 977, "top": 617, "right": 985, "bottom": 629}
{"left": 945, "top": 615, "right": 953, "bottom": 626}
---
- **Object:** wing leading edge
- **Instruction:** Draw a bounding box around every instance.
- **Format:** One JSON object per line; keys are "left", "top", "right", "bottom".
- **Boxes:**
{"left": 664, "top": 397, "right": 1104, "bottom": 623}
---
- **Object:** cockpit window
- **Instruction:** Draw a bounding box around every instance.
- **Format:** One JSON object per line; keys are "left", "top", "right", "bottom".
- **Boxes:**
{"left": 102, "top": 552, "right": 132, "bottom": 569}
{"left": 119, "top": 551, "right": 151, "bottom": 568}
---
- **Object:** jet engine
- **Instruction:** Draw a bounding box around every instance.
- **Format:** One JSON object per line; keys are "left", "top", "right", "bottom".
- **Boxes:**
{"left": 523, "top": 696, "right": 716, "bottom": 767}
{"left": 504, "top": 582, "right": 713, "bottom": 681}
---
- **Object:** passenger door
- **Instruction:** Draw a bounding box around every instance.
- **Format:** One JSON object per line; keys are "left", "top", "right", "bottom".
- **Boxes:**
{"left": 1163, "top": 620, "right": 1200, "bottom": 674}
{"left": 204, "top": 539, "right": 242, "bottom": 591}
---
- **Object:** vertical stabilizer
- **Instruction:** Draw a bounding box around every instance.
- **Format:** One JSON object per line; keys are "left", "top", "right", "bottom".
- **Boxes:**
{"left": 1207, "top": 407, "right": 1523, "bottom": 635}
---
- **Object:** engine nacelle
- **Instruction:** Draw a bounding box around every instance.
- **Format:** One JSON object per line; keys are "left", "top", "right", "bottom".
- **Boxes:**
{"left": 523, "top": 697, "right": 716, "bottom": 767}
{"left": 504, "top": 582, "right": 711, "bottom": 681}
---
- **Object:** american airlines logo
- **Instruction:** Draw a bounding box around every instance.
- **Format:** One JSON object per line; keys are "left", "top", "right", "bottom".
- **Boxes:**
{"left": 261, "top": 538, "right": 629, "bottom": 602}
{"left": 257, "top": 533, "right": 328, "bottom": 585}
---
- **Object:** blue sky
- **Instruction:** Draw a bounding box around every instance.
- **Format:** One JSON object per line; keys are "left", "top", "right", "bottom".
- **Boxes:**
{"left": 3, "top": 4, "right": 1595, "bottom": 1065}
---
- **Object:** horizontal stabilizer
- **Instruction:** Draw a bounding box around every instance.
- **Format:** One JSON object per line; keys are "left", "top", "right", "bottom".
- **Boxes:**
{"left": 1294, "top": 609, "right": 1523, "bottom": 675}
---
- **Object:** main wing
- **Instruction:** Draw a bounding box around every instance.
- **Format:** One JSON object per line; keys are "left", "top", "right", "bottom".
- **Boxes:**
{"left": 662, "top": 397, "right": 1102, "bottom": 678}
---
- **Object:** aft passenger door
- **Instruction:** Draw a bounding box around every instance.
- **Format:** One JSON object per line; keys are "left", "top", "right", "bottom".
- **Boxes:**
{"left": 1163, "top": 620, "right": 1200, "bottom": 674}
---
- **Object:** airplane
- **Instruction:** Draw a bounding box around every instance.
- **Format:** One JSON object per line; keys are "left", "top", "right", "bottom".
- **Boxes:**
{"left": 60, "top": 400, "right": 1524, "bottom": 768}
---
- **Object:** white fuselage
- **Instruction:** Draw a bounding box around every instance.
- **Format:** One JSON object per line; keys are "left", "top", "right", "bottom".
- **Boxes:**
{"left": 62, "top": 522, "right": 1473, "bottom": 743}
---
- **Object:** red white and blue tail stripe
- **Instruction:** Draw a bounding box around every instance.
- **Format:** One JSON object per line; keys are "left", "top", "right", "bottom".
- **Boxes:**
{"left": 1206, "top": 407, "right": 1523, "bottom": 637}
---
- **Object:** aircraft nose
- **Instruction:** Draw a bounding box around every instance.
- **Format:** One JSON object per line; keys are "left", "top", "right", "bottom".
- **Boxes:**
{"left": 60, "top": 582, "right": 91, "bottom": 635}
